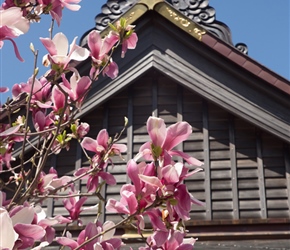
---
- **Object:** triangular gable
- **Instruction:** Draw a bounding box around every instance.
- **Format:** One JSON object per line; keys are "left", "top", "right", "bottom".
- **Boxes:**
{"left": 77, "top": 0, "right": 290, "bottom": 143}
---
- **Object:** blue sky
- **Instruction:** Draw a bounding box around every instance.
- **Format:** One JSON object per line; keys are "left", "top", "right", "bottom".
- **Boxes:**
{"left": 1, "top": 0, "right": 289, "bottom": 103}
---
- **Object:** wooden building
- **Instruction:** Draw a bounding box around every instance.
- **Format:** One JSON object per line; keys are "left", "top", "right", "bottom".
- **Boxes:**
{"left": 13, "top": 0, "right": 290, "bottom": 248}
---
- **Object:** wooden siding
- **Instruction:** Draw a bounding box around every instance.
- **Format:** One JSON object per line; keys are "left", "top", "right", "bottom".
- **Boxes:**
{"left": 50, "top": 70, "right": 290, "bottom": 230}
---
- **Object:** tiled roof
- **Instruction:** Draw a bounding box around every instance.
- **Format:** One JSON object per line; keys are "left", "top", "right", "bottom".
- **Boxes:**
{"left": 202, "top": 33, "right": 290, "bottom": 95}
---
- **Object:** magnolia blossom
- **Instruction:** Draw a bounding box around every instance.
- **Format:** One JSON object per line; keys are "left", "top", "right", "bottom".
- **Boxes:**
{"left": 35, "top": 0, "right": 81, "bottom": 25}
{"left": 60, "top": 72, "right": 92, "bottom": 107}
{"left": 12, "top": 76, "right": 52, "bottom": 107}
{"left": 40, "top": 32, "right": 90, "bottom": 70}
{"left": 108, "top": 19, "right": 138, "bottom": 58}
{"left": 0, "top": 7, "right": 30, "bottom": 61}
{"left": 75, "top": 129, "right": 127, "bottom": 192}
{"left": 135, "top": 116, "right": 203, "bottom": 167}
{"left": 57, "top": 221, "right": 123, "bottom": 250}
{"left": 88, "top": 30, "right": 119, "bottom": 79}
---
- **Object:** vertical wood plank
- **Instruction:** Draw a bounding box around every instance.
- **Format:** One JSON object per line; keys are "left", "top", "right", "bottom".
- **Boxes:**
{"left": 177, "top": 85, "right": 183, "bottom": 152}
{"left": 127, "top": 87, "right": 133, "bottom": 173}
{"left": 202, "top": 100, "right": 212, "bottom": 220}
{"left": 101, "top": 106, "right": 109, "bottom": 223}
{"left": 256, "top": 131, "right": 267, "bottom": 219}
{"left": 229, "top": 115, "right": 239, "bottom": 219}
{"left": 74, "top": 144, "right": 82, "bottom": 193}
{"left": 177, "top": 85, "right": 183, "bottom": 122}
{"left": 152, "top": 70, "right": 158, "bottom": 117}
{"left": 284, "top": 143, "right": 290, "bottom": 216}
{"left": 46, "top": 155, "right": 56, "bottom": 217}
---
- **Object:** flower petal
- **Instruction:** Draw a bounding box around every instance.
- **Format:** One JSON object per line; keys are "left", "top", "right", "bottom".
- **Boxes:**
{"left": 147, "top": 116, "right": 166, "bottom": 147}
{"left": 0, "top": 208, "right": 18, "bottom": 249}
{"left": 163, "top": 121, "right": 192, "bottom": 150}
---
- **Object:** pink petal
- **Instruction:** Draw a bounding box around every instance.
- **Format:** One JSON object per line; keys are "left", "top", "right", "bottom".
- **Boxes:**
{"left": 127, "top": 160, "right": 141, "bottom": 193}
{"left": 88, "top": 30, "right": 102, "bottom": 58}
{"left": 122, "top": 190, "right": 137, "bottom": 214}
{"left": 103, "top": 61, "right": 119, "bottom": 79}
{"left": 4, "top": 37, "right": 24, "bottom": 61}
{"left": 40, "top": 37, "right": 57, "bottom": 55}
{"left": 0, "top": 87, "right": 9, "bottom": 93}
{"left": 52, "top": 32, "right": 68, "bottom": 55}
{"left": 70, "top": 46, "right": 90, "bottom": 61}
{"left": 106, "top": 199, "right": 130, "bottom": 214}
{"left": 99, "top": 172, "right": 116, "bottom": 185}
{"left": 127, "top": 33, "right": 138, "bottom": 49}
{"left": 170, "top": 150, "right": 203, "bottom": 166}
{"left": 102, "top": 221, "right": 116, "bottom": 241}
{"left": 146, "top": 209, "right": 167, "bottom": 231}
{"left": 138, "top": 175, "right": 162, "bottom": 188}
{"left": 52, "top": 86, "right": 65, "bottom": 111}
{"left": 14, "top": 224, "right": 45, "bottom": 240}
{"left": 96, "top": 129, "right": 109, "bottom": 147}
{"left": 147, "top": 117, "right": 166, "bottom": 147}
{"left": 0, "top": 208, "right": 18, "bottom": 249}
{"left": 56, "top": 237, "right": 78, "bottom": 249}
{"left": 11, "top": 206, "right": 34, "bottom": 225}
{"left": 75, "top": 76, "right": 91, "bottom": 101}
{"left": 163, "top": 121, "right": 192, "bottom": 150}
{"left": 101, "top": 33, "right": 119, "bottom": 56}
{"left": 0, "top": 124, "right": 20, "bottom": 136}
{"left": 74, "top": 167, "right": 90, "bottom": 177}
{"left": 162, "top": 165, "right": 180, "bottom": 184}
{"left": 81, "top": 137, "right": 98, "bottom": 152}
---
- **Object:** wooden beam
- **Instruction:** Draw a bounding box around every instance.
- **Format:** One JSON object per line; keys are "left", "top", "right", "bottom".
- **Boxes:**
{"left": 152, "top": 70, "right": 158, "bottom": 117}
{"left": 256, "top": 131, "right": 267, "bottom": 219}
{"left": 284, "top": 143, "right": 290, "bottom": 215}
{"left": 229, "top": 115, "right": 239, "bottom": 219}
{"left": 46, "top": 155, "right": 56, "bottom": 217}
{"left": 101, "top": 106, "right": 109, "bottom": 223}
{"left": 203, "top": 100, "right": 212, "bottom": 220}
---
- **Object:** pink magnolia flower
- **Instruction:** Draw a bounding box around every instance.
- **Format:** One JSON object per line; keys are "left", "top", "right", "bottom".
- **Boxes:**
{"left": 36, "top": 167, "right": 72, "bottom": 194}
{"left": 60, "top": 72, "right": 92, "bottom": 107}
{"left": 135, "top": 116, "right": 203, "bottom": 167}
{"left": 57, "top": 221, "right": 123, "bottom": 250}
{"left": 8, "top": 204, "right": 46, "bottom": 249}
{"left": 40, "top": 32, "right": 90, "bottom": 70}
{"left": 139, "top": 163, "right": 204, "bottom": 220}
{"left": 36, "top": 0, "right": 81, "bottom": 26}
{"left": 140, "top": 229, "right": 196, "bottom": 250}
{"left": 88, "top": 30, "right": 119, "bottom": 79}
{"left": 12, "top": 76, "right": 52, "bottom": 108}
{"left": 76, "top": 129, "right": 127, "bottom": 192}
{"left": 68, "top": 120, "right": 90, "bottom": 139}
{"left": 34, "top": 205, "right": 71, "bottom": 244}
{"left": 63, "top": 192, "right": 98, "bottom": 223}
{"left": 33, "top": 110, "right": 54, "bottom": 132}
{"left": 108, "top": 19, "right": 138, "bottom": 58}
{"left": 0, "top": 7, "right": 29, "bottom": 61}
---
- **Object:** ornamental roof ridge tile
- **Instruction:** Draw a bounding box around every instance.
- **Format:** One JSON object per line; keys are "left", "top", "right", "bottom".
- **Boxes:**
{"left": 81, "top": 0, "right": 247, "bottom": 53}
{"left": 79, "top": 0, "right": 290, "bottom": 96}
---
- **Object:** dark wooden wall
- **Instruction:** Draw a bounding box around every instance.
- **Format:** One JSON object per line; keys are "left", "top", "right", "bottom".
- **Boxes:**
{"left": 49, "top": 69, "right": 290, "bottom": 235}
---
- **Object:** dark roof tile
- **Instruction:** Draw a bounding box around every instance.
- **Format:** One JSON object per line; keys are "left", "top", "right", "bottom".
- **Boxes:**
{"left": 228, "top": 51, "right": 247, "bottom": 66}
{"left": 202, "top": 34, "right": 218, "bottom": 48}
{"left": 258, "top": 70, "right": 277, "bottom": 85}
{"left": 274, "top": 79, "right": 290, "bottom": 94}
{"left": 213, "top": 42, "right": 232, "bottom": 57}
{"left": 243, "top": 60, "right": 262, "bottom": 75}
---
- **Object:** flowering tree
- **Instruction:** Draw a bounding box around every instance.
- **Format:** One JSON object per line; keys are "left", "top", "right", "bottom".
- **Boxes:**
{"left": 0, "top": 1, "right": 204, "bottom": 249}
